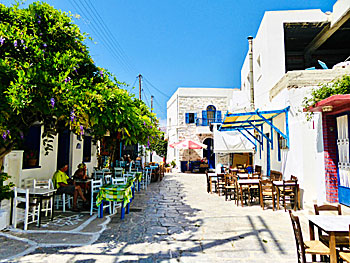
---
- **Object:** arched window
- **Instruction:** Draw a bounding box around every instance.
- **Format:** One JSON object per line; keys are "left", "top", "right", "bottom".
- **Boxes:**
{"left": 206, "top": 105, "right": 216, "bottom": 120}
{"left": 201, "top": 105, "right": 221, "bottom": 126}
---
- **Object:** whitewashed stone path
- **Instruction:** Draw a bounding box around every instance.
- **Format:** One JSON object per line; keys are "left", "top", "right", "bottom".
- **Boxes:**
{"left": 4, "top": 173, "right": 299, "bottom": 262}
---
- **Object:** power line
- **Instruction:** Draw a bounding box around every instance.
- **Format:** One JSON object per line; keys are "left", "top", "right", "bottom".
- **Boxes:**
{"left": 143, "top": 77, "right": 170, "bottom": 99}
{"left": 85, "top": 0, "right": 137, "bottom": 73}
{"left": 69, "top": 0, "right": 132, "bottom": 74}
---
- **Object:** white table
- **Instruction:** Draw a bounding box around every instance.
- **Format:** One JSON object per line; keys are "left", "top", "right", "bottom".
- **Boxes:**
{"left": 308, "top": 215, "right": 350, "bottom": 263}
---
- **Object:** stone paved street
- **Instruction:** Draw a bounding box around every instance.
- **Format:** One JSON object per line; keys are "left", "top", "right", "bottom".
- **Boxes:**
{"left": 8, "top": 173, "right": 298, "bottom": 262}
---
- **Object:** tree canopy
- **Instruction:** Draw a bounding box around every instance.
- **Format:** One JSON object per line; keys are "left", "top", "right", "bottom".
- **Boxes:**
{"left": 0, "top": 1, "right": 160, "bottom": 159}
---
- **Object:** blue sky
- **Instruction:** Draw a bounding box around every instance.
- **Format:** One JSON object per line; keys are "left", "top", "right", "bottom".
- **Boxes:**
{"left": 3, "top": 0, "right": 336, "bottom": 125}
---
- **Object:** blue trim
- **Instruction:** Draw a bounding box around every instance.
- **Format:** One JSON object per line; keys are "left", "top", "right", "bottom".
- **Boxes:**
{"left": 256, "top": 110, "right": 288, "bottom": 140}
{"left": 285, "top": 108, "right": 290, "bottom": 148}
{"left": 270, "top": 119, "right": 273, "bottom": 150}
{"left": 277, "top": 133, "right": 280, "bottom": 161}
{"left": 267, "top": 136, "right": 270, "bottom": 177}
{"left": 246, "top": 121, "right": 272, "bottom": 144}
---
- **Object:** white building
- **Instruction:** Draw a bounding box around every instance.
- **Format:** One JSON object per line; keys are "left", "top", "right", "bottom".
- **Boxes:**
{"left": 166, "top": 87, "right": 236, "bottom": 171}
{"left": 219, "top": 0, "right": 350, "bottom": 206}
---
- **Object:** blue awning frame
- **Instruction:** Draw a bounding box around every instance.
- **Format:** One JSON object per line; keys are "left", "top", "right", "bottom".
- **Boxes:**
{"left": 219, "top": 106, "right": 290, "bottom": 176}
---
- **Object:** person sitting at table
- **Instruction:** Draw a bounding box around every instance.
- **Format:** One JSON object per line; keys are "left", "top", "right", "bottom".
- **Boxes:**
{"left": 73, "top": 163, "right": 90, "bottom": 196}
{"left": 52, "top": 164, "right": 87, "bottom": 212}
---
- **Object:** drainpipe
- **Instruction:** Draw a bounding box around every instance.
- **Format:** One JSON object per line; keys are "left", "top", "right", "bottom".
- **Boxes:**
{"left": 248, "top": 36, "right": 255, "bottom": 110}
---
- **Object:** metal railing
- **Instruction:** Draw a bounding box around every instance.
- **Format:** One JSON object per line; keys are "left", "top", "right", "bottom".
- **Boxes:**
{"left": 195, "top": 118, "right": 221, "bottom": 126}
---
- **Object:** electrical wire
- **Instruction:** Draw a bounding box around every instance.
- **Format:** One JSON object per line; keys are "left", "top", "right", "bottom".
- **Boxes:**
{"left": 143, "top": 77, "right": 170, "bottom": 99}
{"left": 85, "top": 0, "right": 137, "bottom": 73}
{"left": 69, "top": 0, "right": 133, "bottom": 74}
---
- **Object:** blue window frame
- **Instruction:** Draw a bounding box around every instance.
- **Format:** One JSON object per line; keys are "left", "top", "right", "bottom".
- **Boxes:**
{"left": 277, "top": 133, "right": 281, "bottom": 162}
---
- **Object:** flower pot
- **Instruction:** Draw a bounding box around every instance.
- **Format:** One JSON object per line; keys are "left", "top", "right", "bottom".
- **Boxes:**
{"left": 28, "top": 158, "right": 37, "bottom": 167}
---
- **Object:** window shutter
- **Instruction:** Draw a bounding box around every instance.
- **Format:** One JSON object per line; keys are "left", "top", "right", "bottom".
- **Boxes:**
{"left": 216, "top": 111, "right": 222, "bottom": 122}
{"left": 202, "top": 110, "right": 207, "bottom": 126}
{"left": 194, "top": 113, "right": 197, "bottom": 124}
{"left": 185, "top": 113, "right": 189, "bottom": 124}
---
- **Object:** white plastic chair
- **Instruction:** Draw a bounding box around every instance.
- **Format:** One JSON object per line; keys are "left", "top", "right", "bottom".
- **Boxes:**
{"left": 141, "top": 169, "right": 149, "bottom": 190}
{"left": 129, "top": 161, "right": 134, "bottom": 172}
{"left": 53, "top": 180, "right": 72, "bottom": 213}
{"left": 94, "top": 170, "right": 104, "bottom": 180}
{"left": 104, "top": 174, "right": 112, "bottom": 185}
{"left": 33, "top": 179, "right": 53, "bottom": 217}
{"left": 13, "top": 187, "right": 40, "bottom": 230}
{"left": 114, "top": 167, "right": 123, "bottom": 177}
{"left": 90, "top": 179, "right": 111, "bottom": 215}
{"left": 111, "top": 177, "right": 127, "bottom": 213}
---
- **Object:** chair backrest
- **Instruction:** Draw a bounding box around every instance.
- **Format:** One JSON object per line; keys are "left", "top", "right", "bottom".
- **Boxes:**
{"left": 33, "top": 179, "right": 53, "bottom": 189}
{"left": 290, "top": 175, "right": 298, "bottom": 181}
{"left": 255, "top": 165, "right": 262, "bottom": 174}
{"left": 94, "top": 170, "right": 104, "bottom": 180}
{"left": 314, "top": 204, "right": 342, "bottom": 215}
{"left": 250, "top": 172, "right": 261, "bottom": 179}
{"left": 120, "top": 161, "right": 126, "bottom": 168}
{"left": 14, "top": 187, "right": 29, "bottom": 204}
{"left": 259, "top": 179, "right": 274, "bottom": 193}
{"left": 282, "top": 179, "right": 298, "bottom": 192}
{"left": 23, "top": 178, "right": 34, "bottom": 188}
{"left": 114, "top": 167, "right": 123, "bottom": 177}
{"left": 225, "top": 174, "right": 235, "bottom": 186}
{"left": 288, "top": 210, "right": 307, "bottom": 263}
{"left": 112, "top": 177, "right": 126, "bottom": 185}
{"left": 104, "top": 174, "right": 112, "bottom": 185}
{"left": 270, "top": 170, "right": 282, "bottom": 181}
{"left": 102, "top": 168, "right": 110, "bottom": 173}
{"left": 91, "top": 179, "right": 103, "bottom": 192}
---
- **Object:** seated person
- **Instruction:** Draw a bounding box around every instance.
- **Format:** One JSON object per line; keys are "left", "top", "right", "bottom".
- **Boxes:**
{"left": 74, "top": 163, "right": 88, "bottom": 180}
{"left": 73, "top": 163, "right": 90, "bottom": 195}
{"left": 52, "top": 164, "right": 87, "bottom": 212}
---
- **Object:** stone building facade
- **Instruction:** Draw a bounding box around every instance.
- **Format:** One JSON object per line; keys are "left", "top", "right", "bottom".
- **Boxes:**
{"left": 166, "top": 87, "right": 234, "bottom": 169}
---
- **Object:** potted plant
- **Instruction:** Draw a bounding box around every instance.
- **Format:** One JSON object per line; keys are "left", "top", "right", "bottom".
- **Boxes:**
{"left": 0, "top": 172, "right": 14, "bottom": 230}
{"left": 25, "top": 149, "right": 38, "bottom": 167}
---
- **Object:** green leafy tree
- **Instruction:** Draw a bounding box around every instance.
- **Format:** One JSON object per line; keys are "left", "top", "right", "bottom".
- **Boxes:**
{"left": 149, "top": 133, "right": 167, "bottom": 158}
{"left": 0, "top": 1, "right": 162, "bottom": 175}
{"left": 303, "top": 75, "right": 350, "bottom": 119}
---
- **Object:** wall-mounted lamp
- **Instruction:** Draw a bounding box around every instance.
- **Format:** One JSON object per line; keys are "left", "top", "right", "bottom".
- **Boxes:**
{"left": 322, "top": 105, "right": 333, "bottom": 112}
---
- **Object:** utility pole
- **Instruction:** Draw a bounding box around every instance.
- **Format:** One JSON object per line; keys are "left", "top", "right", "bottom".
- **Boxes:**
{"left": 138, "top": 74, "right": 142, "bottom": 100}
{"left": 151, "top": 95, "right": 154, "bottom": 112}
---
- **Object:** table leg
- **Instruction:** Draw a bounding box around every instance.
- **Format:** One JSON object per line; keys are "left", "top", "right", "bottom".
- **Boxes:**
{"left": 209, "top": 177, "right": 213, "bottom": 193}
{"left": 38, "top": 197, "right": 43, "bottom": 227}
{"left": 98, "top": 201, "right": 103, "bottom": 218}
{"left": 309, "top": 221, "right": 316, "bottom": 262}
{"left": 329, "top": 232, "right": 337, "bottom": 263}
{"left": 121, "top": 201, "right": 125, "bottom": 219}
{"left": 51, "top": 193, "right": 55, "bottom": 221}
{"left": 240, "top": 185, "right": 244, "bottom": 207}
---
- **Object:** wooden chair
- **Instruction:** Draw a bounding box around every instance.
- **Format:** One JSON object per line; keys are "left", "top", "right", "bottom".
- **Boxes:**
{"left": 254, "top": 165, "right": 262, "bottom": 174}
{"left": 270, "top": 170, "right": 282, "bottom": 181}
{"left": 216, "top": 173, "right": 226, "bottom": 196}
{"left": 289, "top": 210, "right": 330, "bottom": 263}
{"left": 279, "top": 180, "right": 298, "bottom": 211}
{"left": 339, "top": 225, "right": 350, "bottom": 262}
{"left": 259, "top": 179, "right": 276, "bottom": 211}
{"left": 224, "top": 174, "right": 236, "bottom": 201}
{"left": 205, "top": 171, "right": 217, "bottom": 193}
{"left": 314, "top": 204, "right": 349, "bottom": 249}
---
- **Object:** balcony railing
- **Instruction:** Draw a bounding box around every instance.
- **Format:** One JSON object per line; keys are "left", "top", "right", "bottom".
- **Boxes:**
{"left": 195, "top": 118, "right": 222, "bottom": 126}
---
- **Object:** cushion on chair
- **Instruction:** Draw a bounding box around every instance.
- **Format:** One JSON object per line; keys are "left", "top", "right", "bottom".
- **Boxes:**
{"left": 304, "top": 240, "right": 330, "bottom": 255}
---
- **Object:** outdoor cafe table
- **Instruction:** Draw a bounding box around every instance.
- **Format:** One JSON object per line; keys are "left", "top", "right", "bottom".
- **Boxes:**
{"left": 96, "top": 182, "right": 134, "bottom": 219}
{"left": 10, "top": 188, "right": 56, "bottom": 228}
{"left": 237, "top": 179, "right": 260, "bottom": 207}
{"left": 308, "top": 215, "right": 350, "bottom": 263}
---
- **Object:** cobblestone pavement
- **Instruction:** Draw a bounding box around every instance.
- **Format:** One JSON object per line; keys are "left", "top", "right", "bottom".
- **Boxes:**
{"left": 10, "top": 173, "right": 298, "bottom": 262}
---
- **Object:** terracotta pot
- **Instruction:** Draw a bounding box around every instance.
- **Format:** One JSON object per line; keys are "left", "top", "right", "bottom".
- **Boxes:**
{"left": 28, "top": 158, "right": 37, "bottom": 167}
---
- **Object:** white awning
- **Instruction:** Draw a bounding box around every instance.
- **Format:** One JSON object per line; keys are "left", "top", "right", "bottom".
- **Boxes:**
{"left": 214, "top": 129, "right": 254, "bottom": 153}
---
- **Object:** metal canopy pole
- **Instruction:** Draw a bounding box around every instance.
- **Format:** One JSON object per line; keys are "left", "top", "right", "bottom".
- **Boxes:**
{"left": 238, "top": 129, "right": 257, "bottom": 148}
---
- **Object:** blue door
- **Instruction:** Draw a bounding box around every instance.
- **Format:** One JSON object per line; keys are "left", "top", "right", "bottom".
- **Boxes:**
{"left": 203, "top": 138, "right": 215, "bottom": 169}
{"left": 336, "top": 114, "right": 350, "bottom": 206}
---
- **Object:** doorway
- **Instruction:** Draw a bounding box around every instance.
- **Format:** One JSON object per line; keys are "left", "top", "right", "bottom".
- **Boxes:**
{"left": 336, "top": 114, "right": 350, "bottom": 206}
{"left": 57, "top": 130, "right": 71, "bottom": 175}
{"left": 203, "top": 138, "right": 215, "bottom": 169}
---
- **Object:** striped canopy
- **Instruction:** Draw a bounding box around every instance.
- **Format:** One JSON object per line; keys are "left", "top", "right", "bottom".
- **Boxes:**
{"left": 169, "top": 139, "right": 207, "bottom": 149}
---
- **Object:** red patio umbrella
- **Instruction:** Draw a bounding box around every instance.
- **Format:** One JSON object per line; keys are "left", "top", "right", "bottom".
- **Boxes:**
{"left": 170, "top": 139, "right": 207, "bottom": 171}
